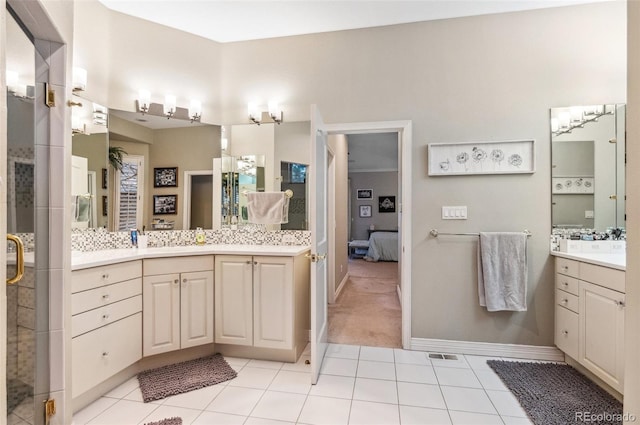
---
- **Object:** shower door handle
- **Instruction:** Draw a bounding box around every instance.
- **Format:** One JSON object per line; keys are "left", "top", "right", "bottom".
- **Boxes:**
{"left": 6, "top": 234, "right": 25, "bottom": 285}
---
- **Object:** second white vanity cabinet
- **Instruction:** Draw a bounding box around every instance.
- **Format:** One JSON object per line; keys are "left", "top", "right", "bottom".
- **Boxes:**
{"left": 214, "top": 253, "right": 310, "bottom": 360}
{"left": 143, "top": 255, "right": 214, "bottom": 356}
{"left": 554, "top": 256, "right": 625, "bottom": 393}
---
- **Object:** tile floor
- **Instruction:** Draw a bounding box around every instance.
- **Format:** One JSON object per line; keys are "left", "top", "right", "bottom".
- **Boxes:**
{"left": 72, "top": 344, "right": 537, "bottom": 425}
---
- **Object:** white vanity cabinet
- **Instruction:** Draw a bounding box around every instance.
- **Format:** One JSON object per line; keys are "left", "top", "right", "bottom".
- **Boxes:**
{"left": 143, "top": 255, "right": 214, "bottom": 356}
{"left": 554, "top": 256, "right": 625, "bottom": 393}
{"left": 215, "top": 253, "right": 310, "bottom": 359}
{"left": 71, "top": 261, "right": 143, "bottom": 398}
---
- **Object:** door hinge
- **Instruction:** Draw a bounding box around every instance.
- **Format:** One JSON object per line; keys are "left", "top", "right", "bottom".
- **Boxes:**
{"left": 44, "top": 83, "right": 55, "bottom": 107}
{"left": 44, "top": 399, "right": 56, "bottom": 420}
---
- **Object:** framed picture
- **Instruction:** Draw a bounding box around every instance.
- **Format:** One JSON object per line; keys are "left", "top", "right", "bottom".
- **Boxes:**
{"left": 357, "top": 189, "right": 373, "bottom": 199}
{"left": 101, "top": 196, "right": 108, "bottom": 216}
{"left": 153, "top": 194, "right": 178, "bottom": 215}
{"left": 428, "top": 139, "right": 536, "bottom": 176}
{"left": 552, "top": 176, "right": 594, "bottom": 194}
{"left": 154, "top": 167, "right": 178, "bottom": 187}
{"left": 101, "top": 168, "right": 108, "bottom": 189}
{"left": 379, "top": 196, "right": 396, "bottom": 213}
{"left": 359, "top": 205, "right": 372, "bottom": 218}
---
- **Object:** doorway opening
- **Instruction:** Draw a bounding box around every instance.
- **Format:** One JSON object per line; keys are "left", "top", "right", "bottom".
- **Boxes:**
{"left": 327, "top": 132, "right": 402, "bottom": 348}
{"left": 183, "top": 170, "right": 213, "bottom": 229}
{"left": 324, "top": 120, "right": 412, "bottom": 350}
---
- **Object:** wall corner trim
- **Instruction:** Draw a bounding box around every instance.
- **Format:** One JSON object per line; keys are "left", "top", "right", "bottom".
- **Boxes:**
{"left": 334, "top": 273, "right": 350, "bottom": 300}
{"left": 410, "top": 337, "right": 565, "bottom": 362}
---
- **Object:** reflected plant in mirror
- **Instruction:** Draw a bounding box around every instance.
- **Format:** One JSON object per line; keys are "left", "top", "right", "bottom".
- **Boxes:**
{"left": 550, "top": 104, "right": 625, "bottom": 231}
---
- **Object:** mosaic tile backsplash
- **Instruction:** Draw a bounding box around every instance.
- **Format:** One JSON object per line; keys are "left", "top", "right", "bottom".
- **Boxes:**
{"left": 71, "top": 226, "right": 311, "bottom": 252}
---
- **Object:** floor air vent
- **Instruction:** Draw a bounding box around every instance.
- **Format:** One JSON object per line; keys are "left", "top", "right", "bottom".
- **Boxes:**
{"left": 428, "top": 353, "right": 459, "bottom": 360}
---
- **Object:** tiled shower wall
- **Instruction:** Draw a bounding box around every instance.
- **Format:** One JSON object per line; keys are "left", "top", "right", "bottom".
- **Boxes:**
{"left": 71, "top": 227, "right": 311, "bottom": 252}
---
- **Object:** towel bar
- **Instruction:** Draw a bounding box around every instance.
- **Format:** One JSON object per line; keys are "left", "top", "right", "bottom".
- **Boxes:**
{"left": 242, "top": 189, "right": 293, "bottom": 198}
{"left": 430, "top": 229, "right": 532, "bottom": 238}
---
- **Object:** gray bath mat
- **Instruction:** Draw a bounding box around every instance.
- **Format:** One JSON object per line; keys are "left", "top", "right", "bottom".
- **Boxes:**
{"left": 138, "top": 353, "right": 237, "bottom": 402}
{"left": 487, "top": 360, "right": 623, "bottom": 425}
{"left": 145, "top": 418, "right": 182, "bottom": 425}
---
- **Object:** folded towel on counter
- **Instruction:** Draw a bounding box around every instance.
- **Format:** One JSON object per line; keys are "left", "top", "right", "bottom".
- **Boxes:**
{"left": 246, "top": 192, "right": 289, "bottom": 224}
{"left": 477, "top": 232, "right": 528, "bottom": 312}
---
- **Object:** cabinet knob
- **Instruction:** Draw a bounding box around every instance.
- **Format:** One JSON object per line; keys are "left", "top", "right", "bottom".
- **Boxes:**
{"left": 562, "top": 299, "right": 568, "bottom": 305}
{"left": 254, "top": 261, "right": 258, "bottom": 266}
{"left": 102, "top": 294, "right": 110, "bottom": 300}
{"left": 246, "top": 260, "right": 252, "bottom": 265}
{"left": 616, "top": 300, "right": 626, "bottom": 307}
{"left": 562, "top": 266, "right": 568, "bottom": 271}
{"left": 102, "top": 351, "right": 109, "bottom": 357}
{"left": 183, "top": 278, "right": 187, "bottom": 283}
{"left": 562, "top": 282, "right": 569, "bottom": 287}
{"left": 102, "top": 314, "right": 109, "bottom": 320}
{"left": 174, "top": 279, "right": 179, "bottom": 284}
{"left": 562, "top": 330, "right": 569, "bottom": 336}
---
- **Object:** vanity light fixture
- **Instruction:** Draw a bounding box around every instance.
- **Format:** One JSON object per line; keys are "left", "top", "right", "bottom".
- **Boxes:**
{"left": 135, "top": 91, "right": 202, "bottom": 123}
{"left": 190, "top": 99, "right": 202, "bottom": 123}
{"left": 248, "top": 102, "right": 262, "bottom": 125}
{"left": 138, "top": 90, "right": 151, "bottom": 114}
{"left": 248, "top": 101, "right": 284, "bottom": 125}
{"left": 553, "top": 104, "right": 615, "bottom": 136}
{"left": 164, "top": 94, "right": 177, "bottom": 119}
{"left": 72, "top": 67, "right": 87, "bottom": 92}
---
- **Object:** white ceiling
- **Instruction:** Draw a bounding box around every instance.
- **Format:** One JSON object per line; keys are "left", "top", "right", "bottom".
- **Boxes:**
{"left": 97, "top": 0, "right": 611, "bottom": 43}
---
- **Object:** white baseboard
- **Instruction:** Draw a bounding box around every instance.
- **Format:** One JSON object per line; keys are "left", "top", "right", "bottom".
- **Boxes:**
{"left": 410, "top": 337, "right": 564, "bottom": 362}
{"left": 396, "top": 285, "right": 402, "bottom": 306}
{"left": 334, "top": 272, "right": 349, "bottom": 299}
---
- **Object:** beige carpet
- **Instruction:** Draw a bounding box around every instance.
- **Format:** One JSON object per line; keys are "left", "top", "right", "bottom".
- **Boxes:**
{"left": 328, "top": 259, "right": 402, "bottom": 348}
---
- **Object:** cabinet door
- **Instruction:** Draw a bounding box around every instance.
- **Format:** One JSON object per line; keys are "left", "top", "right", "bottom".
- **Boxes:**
{"left": 181, "top": 270, "right": 214, "bottom": 349}
{"left": 253, "top": 256, "right": 293, "bottom": 349}
{"left": 143, "top": 273, "right": 180, "bottom": 356}
{"left": 579, "top": 281, "right": 625, "bottom": 392}
{"left": 215, "top": 256, "right": 253, "bottom": 345}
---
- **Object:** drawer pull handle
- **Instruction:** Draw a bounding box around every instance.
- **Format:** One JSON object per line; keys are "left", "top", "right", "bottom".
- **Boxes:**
{"left": 102, "top": 274, "right": 110, "bottom": 279}
{"left": 102, "top": 351, "right": 109, "bottom": 357}
{"left": 102, "top": 314, "right": 109, "bottom": 320}
{"left": 102, "top": 294, "right": 110, "bottom": 300}
{"left": 562, "top": 330, "right": 569, "bottom": 336}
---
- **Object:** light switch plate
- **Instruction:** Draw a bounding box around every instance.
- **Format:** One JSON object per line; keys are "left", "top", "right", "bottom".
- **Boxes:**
{"left": 442, "top": 206, "right": 468, "bottom": 220}
{"left": 585, "top": 210, "right": 594, "bottom": 219}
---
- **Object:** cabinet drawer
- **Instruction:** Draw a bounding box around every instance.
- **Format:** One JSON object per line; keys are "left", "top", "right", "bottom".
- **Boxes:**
{"left": 72, "top": 313, "right": 142, "bottom": 398}
{"left": 580, "top": 262, "right": 625, "bottom": 293}
{"left": 71, "top": 278, "right": 142, "bottom": 315}
{"left": 144, "top": 255, "right": 214, "bottom": 276}
{"left": 555, "top": 305, "right": 579, "bottom": 360}
{"left": 556, "top": 289, "right": 579, "bottom": 314}
{"left": 72, "top": 295, "right": 142, "bottom": 337}
{"left": 72, "top": 261, "right": 142, "bottom": 293}
{"left": 555, "top": 274, "right": 579, "bottom": 296}
{"left": 556, "top": 258, "right": 579, "bottom": 278}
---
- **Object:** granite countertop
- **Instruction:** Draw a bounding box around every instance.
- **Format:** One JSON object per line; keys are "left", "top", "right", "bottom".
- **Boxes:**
{"left": 71, "top": 244, "right": 311, "bottom": 270}
{"left": 551, "top": 250, "right": 626, "bottom": 271}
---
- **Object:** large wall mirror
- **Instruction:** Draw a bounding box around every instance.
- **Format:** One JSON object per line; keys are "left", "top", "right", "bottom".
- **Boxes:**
{"left": 550, "top": 104, "right": 625, "bottom": 230}
{"left": 71, "top": 104, "right": 221, "bottom": 232}
{"left": 71, "top": 95, "right": 109, "bottom": 229}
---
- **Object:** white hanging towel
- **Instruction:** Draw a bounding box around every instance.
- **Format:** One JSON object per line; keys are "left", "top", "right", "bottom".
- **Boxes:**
{"left": 246, "top": 192, "right": 290, "bottom": 224}
{"left": 477, "top": 232, "right": 528, "bottom": 312}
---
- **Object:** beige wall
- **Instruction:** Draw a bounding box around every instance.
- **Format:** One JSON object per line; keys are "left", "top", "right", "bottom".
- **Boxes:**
{"left": 220, "top": 2, "right": 626, "bottom": 346}
{"left": 625, "top": 1, "right": 639, "bottom": 418}
{"left": 349, "top": 172, "right": 399, "bottom": 240}
{"left": 69, "top": 1, "right": 627, "bottom": 348}
{"left": 328, "top": 134, "right": 349, "bottom": 292}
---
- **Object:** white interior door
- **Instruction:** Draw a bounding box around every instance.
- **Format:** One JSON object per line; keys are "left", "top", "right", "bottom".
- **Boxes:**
{"left": 310, "top": 105, "right": 329, "bottom": 384}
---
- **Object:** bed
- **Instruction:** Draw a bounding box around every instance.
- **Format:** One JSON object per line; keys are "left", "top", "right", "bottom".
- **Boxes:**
{"left": 364, "top": 231, "right": 399, "bottom": 262}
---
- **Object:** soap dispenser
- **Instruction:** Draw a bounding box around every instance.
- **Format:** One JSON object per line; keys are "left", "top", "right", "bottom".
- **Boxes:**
{"left": 195, "top": 227, "right": 205, "bottom": 245}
